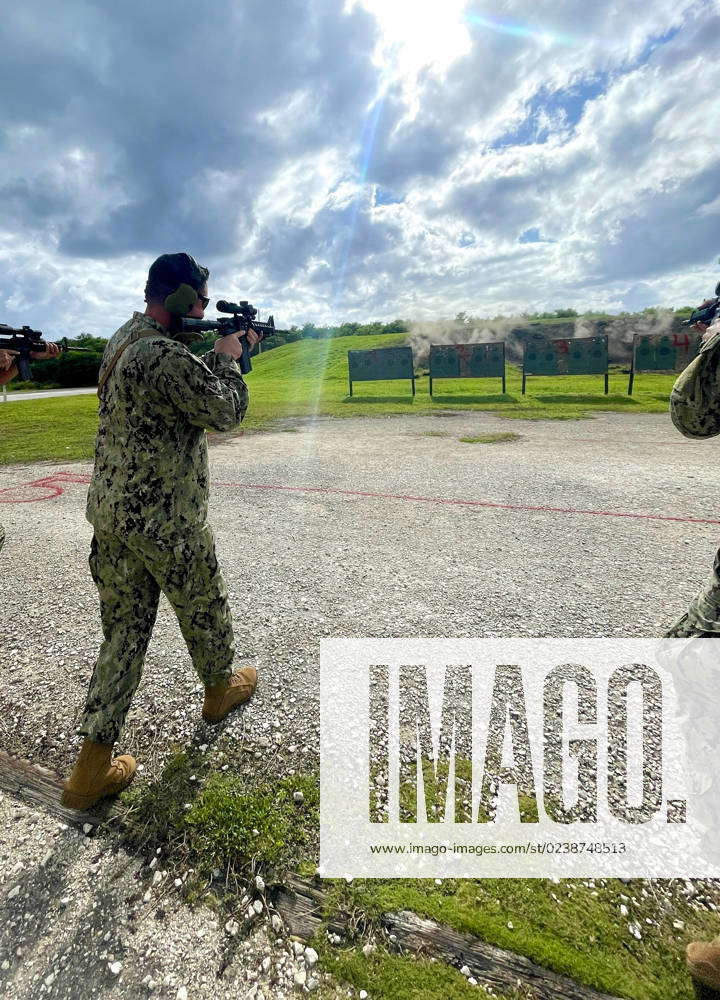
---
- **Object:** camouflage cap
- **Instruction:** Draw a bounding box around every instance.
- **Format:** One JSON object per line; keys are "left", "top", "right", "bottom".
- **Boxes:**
{"left": 144, "top": 252, "right": 209, "bottom": 302}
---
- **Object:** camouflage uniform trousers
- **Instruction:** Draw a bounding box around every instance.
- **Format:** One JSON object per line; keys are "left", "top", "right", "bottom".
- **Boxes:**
{"left": 665, "top": 546, "right": 720, "bottom": 638}
{"left": 79, "top": 523, "right": 235, "bottom": 745}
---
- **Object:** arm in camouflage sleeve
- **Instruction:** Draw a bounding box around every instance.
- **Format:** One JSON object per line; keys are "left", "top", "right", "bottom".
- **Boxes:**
{"left": 149, "top": 341, "right": 249, "bottom": 431}
{"left": 670, "top": 328, "right": 720, "bottom": 439}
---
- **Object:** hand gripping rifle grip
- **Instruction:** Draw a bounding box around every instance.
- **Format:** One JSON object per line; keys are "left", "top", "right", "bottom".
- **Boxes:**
{"left": 17, "top": 351, "right": 33, "bottom": 381}
{"left": 239, "top": 335, "right": 252, "bottom": 375}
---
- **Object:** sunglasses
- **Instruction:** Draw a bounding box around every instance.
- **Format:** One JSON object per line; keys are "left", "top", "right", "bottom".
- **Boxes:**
{"left": 197, "top": 294, "right": 210, "bottom": 309}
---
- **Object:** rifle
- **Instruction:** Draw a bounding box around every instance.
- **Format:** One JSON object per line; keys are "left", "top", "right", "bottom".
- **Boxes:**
{"left": 683, "top": 283, "right": 720, "bottom": 328}
{"left": 0, "top": 325, "right": 93, "bottom": 380}
{"left": 181, "top": 299, "right": 278, "bottom": 374}
{"left": 683, "top": 299, "right": 719, "bottom": 329}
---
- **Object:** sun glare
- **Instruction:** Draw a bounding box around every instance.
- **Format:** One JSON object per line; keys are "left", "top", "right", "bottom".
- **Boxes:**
{"left": 354, "top": 0, "right": 471, "bottom": 82}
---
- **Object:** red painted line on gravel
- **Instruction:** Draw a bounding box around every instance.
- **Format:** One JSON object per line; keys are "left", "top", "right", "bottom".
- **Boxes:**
{"left": 0, "top": 473, "right": 91, "bottom": 503}
{"left": 2, "top": 472, "right": 719, "bottom": 526}
{"left": 214, "top": 480, "right": 720, "bottom": 526}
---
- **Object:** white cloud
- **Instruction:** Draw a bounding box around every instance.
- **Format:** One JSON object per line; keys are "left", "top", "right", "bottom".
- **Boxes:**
{"left": 0, "top": 0, "right": 718, "bottom": 338}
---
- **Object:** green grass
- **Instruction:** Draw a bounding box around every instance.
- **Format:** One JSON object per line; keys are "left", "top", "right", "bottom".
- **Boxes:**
{"left": 328, "top": 877, "right": 712, "bottom": 1000}
{"left": 458, "top": 432, "right": 521, "bottom": 444}
{"left": 0, "top": 393, "right": 101, "bottom": 464}
{"left": 0, "top": 334, "right": 676, "bottom": 465}
{"left": 316, "top": 941, "right": 523, "bottom": 1000}
{"left": 118, "top": 751, "right": 320, "bottom": 881}
{"left": 362, "top": 754, "right": 710, "bottom": 998}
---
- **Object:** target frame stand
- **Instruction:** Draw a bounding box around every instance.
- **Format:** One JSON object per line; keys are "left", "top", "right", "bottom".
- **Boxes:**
{"left": 521, "top": 336, "right": 609, "bottom": 396}
{"left": 347, "top": 346, "right": 416, "bottom": 398}
{"left": 627, "top": 331, "right": 700, "bottom": 395}
{"left": 428, "top": 342, "right": 506, "bottom": 397}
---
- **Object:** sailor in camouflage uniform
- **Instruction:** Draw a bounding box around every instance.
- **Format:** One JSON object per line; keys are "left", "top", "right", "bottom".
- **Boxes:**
{"left": 665, "top": 297, "right": 720, "bottom": 998}
{"left": 665, "top": 301, "right": 720, "bottom": 639}
{"left": 62, "top": 253, "right": 258, "bottom": 810}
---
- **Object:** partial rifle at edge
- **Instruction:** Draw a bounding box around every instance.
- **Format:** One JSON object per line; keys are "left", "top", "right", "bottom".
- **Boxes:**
{"left": 0, "top": 325, "right": 94, "bottom": 380}
{"left": 683, "top": 282, "right": 720, "bottom": 328}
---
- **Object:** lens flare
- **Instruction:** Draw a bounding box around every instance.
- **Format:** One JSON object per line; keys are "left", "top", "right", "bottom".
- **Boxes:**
{"left": 300, "top": 76, "right": 389, "bottom": 433}
{"left": 465, "top": 11, "right": 579, "bottom": 47}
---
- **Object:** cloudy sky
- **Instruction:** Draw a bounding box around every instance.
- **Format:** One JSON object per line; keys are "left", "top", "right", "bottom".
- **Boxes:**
{"left": 1, "top": 0, "right": 718, "bottom": 338}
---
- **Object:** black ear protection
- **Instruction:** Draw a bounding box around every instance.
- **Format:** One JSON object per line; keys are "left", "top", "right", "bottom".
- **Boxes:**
{"left": 164, "top": 283, "right": 199, "bottom": 315}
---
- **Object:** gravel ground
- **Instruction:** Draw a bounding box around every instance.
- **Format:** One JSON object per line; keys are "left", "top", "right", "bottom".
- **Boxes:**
{"left": 0, "top": 794, "right": 347, "bottom": 1000}
{"left": 1, "top": 409, "right": 719, "bottom": 996}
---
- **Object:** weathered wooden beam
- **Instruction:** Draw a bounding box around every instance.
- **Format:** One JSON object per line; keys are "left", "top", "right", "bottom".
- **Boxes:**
{"left": 0, "top": 750, "right": 102, "bottom": 828}
{"left": 383, "top": 909, "right": 626, "bottom": 1000}
{"left": 271, "top": 876, "right": 352, "bottom": 940}
{"left": 272, "top": 877, "right": 627, "bottom": 1000}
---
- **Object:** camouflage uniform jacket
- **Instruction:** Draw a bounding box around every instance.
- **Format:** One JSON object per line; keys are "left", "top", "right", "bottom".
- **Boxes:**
{"left": 670, "top": 316, "right": 720, "bottom": 439}
{"left": 86, "top": 312, "right": 248, "bottom": 542}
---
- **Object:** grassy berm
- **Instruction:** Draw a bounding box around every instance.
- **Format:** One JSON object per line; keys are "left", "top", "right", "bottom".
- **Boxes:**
{"left": 0, "top": 333, "right": 676, "bottom": 465}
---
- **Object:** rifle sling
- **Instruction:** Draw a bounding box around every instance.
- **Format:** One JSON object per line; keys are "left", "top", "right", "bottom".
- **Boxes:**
{"left": 97, "top": 328, "right": 163, "bottom": 397}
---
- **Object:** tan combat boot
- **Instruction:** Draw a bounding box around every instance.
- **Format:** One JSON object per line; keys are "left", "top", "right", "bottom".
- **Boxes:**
{"left": 60, "top": 739, "right": 137, "bottom": 810}
{"left": 202, "top": 666, "right": 257, "bottom": 723}
{"left": 687, "top": 940, "right": 720, "bottom": 998}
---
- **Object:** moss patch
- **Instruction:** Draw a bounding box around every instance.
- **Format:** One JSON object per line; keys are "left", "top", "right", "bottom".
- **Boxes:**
{"left": 118, "top": 751, "right": 319, "bottom": 880}
{"left": 330, "top": 877, "right": 712, "bottom": 1000}
{"left": 458, "top": 432, "right": 521, "bottom": 443}
{"left": 317, "top": 941, "right": 522, "bottom": 1000}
